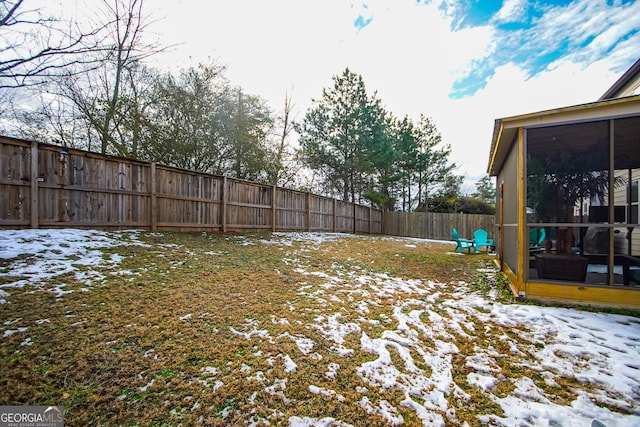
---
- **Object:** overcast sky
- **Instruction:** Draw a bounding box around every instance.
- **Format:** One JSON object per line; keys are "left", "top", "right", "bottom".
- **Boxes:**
{"left": 110, "top": 0, "right": 640, "bottom": 190}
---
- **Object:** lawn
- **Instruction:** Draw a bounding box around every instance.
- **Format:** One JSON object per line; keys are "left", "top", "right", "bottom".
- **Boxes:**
{"left": 0, "top": 230, "right": 639, "bottom": 426}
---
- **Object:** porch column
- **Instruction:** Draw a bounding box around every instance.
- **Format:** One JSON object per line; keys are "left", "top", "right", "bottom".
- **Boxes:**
{"left": 517, "top": 127, "right": 526, "bottom": 293}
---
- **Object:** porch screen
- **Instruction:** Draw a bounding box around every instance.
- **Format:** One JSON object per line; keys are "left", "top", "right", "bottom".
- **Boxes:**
{"left": 525, "top": 115, "right": 640, "bottom": 285}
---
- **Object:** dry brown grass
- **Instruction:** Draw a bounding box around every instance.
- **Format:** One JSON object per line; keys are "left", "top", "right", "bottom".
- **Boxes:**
{"left": 0, "top": 231, "right": 635, "bottom": 426}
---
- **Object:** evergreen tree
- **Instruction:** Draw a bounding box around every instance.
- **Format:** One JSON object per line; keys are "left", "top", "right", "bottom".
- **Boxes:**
{"left": 297, "top": 68, "right": 383, "bottom": 202}
{"left": 393, "top": 115, "right": 419, "bottom": 211}
{"left": 298, "top": 69, "right": 460, "bottom": 209}
{"left": 414, "top": 115, "right": 456, "bottom": 210}
{"left": 362, "top": 101, "right": 397, "bottom": 209}
{"left": 473, "top": 175, "right": 496, "bottom": 205}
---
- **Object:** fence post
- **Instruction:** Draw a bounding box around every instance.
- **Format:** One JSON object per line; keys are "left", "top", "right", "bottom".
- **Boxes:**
{"left": 150, "top": 163, "right": 157, "bottom": 231}
{"left": 404, "top": 211, "right": 408, "bottom": 237}
{"left": 30, "top": 141, "right": 39, "bottom": 229}
{"left": 368, "top": 207, "right": 372, "bottom": 234}
{"left": 333, "top": 199, "right": 337, "bottom": 233}
{"left": 272, "top": 185, "right": 277, "bottom": 232}
{"left": 353, "top": 203, "right": 357, "bottom": 234}
{"left": 222, "top": 176, "right": 227, "bottom": 233}
{"left": 306, "top": 192, "right": 311, "bottom": 232}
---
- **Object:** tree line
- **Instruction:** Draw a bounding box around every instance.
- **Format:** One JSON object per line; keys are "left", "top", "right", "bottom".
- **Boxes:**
{"left": 0, "top": 0, "right": 494, "bottom": 213}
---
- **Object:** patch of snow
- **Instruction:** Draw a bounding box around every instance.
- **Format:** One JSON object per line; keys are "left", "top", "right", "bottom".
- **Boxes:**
{"left": 3, "top": 327, "right": 28, "bottom": 337}
{"left": 283, "top": 354, "right": 297, "bottom": 373}
{"left": 0, "top": 229, "right": 146, "bottom": 298}
{"left": 139, "top": 379, "right": 155, "bottom": 392}
{"left": 201, "top": 366, "right": 219, "bottom": 376}
{"left": 229, "top": 326, "right": 272, "bottom": 342}
{"left": 247, "top": 371, "right": 268, "bottom": 385}
{"left": 288, "top": 416, "right": 354, "bottom": 427}
{"left": 467, "top": 372, "right": 497, "bottom": 391}
{"left": 359, "top": 397, "right": 403, "bottom": 426}
{"left": 313, "top": 313, "right": 360, "bottom": 355}
{"left": 264, "top": 378, "right": 292, "bottom": 404}
{"left": 325, "top": 363, "right": 340, "bottom": 379}
{"left": 294, "top": 336, "right": 314, "bottom": 354}
{"left": 309, "top": 385, "right": 345, "bottom": 402}
{"left": 271, "top": 315, "right": 290, "bottom": 325}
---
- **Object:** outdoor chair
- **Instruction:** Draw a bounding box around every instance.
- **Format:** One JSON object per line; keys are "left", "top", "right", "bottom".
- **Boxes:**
{"left": 529, "top": 228, "right": 546, "bottom": 251}
{"left": 451, "top": 228, "right": 474, "bottom": 253}
{"left": 473, "top": 229, "right": 494, "bottom": 253}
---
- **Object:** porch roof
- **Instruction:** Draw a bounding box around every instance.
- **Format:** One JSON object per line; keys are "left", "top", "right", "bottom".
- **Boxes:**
{"left": 487, "top": 95, "right": 640, "bottom": 176}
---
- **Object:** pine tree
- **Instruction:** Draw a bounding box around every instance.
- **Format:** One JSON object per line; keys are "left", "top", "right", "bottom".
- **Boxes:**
{"left": 297, "top": 68, "right": 381, "bottom": 202}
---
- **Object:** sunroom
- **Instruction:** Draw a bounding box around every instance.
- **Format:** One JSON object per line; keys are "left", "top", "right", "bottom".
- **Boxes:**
{"left": 487, "top": 94, "right": 640, "bottom": 309}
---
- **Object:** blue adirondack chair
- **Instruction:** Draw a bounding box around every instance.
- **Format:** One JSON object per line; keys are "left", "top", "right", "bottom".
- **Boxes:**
{"left": 473, "top": 229, "right": 494, "bottom": 253}
{"left": 529, "top": 228, "right": 546, "bottom": 249}
{"left": 452, "top": 228, "right": 474, "bottom": 253}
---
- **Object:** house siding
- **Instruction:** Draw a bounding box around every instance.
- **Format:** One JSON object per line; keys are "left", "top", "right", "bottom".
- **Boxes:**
{"left": 614, "top": 169, "right": 640, "bottom": 256}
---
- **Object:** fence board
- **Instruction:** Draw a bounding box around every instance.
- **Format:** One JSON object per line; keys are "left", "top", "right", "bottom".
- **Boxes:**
{"left": 309, "top": 195, "right": 335, "bottom": 232}
{"left": 335, "top": 201, "right": 355, "bottom": 233}
{"left": 0, "top": 140, "right": 31, "bottom": 226}
{"left": 383, "top": 211, "right": 495, "bottom": 242}
{"left": 155, "top": 166, "right": 222, "bottom": 230}
{"left": 226, "top": 180, "right": 273, "bottom": 230}
{"left": 1, "top": 136, "right": 470, "bottom": 239}
{"left": 275, "top": 188, "right": 307, "bottom": 230}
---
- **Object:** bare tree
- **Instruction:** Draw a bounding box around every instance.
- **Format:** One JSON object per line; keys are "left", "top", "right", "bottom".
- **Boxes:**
{"left": 50, "top": 0, "right": 167, "bottom": 155}
{"left": 93, "top": 0, "right": 160, "bottom": 154}
{"left": 268, "top": 90, "right": 305, "bottom": 187}
{"left": 0, "top": 0, "right": 104, "bottom": 89}
{"left": 268, "top": 91, "right": 294, "bottom": 185}
{"left": 6, "top": 0, "right": 169, "bottom": 157}
{"left": 12, "top": 94, "right": 86, "bottom": 147}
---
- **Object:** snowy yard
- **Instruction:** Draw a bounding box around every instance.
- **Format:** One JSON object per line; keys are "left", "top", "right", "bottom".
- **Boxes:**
{"left": 0, "top": 229, "right": 639, "bottom": 426}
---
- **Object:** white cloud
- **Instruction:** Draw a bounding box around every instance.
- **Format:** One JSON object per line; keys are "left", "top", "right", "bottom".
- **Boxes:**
{"left": 143, "top": 0, "right": 636, "bottom": 190}
{"left": 494, "top": 0, "right": 528, "bottom": 23}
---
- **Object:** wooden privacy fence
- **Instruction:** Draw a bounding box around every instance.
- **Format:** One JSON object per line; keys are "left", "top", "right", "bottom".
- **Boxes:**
{"left": 384, "top": 211, "right": 496, "bottom": 242}
{"left": 0, "top": 136, "right": 383, "bottom": 234}
{"left": 1, "top": 135, "right": 494, "bottom": 241}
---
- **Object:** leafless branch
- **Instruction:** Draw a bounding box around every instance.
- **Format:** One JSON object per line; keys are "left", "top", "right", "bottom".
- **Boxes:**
{"left": 0, "top": 0, "right": 108, "bottom": 89}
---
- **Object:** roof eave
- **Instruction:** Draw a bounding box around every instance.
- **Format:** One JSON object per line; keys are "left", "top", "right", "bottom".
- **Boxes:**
{"left": 599, "top": 58, "right": 640, "bottom": 100}
{"left": 486, "top": 94, "right": 640, "bottom": 176}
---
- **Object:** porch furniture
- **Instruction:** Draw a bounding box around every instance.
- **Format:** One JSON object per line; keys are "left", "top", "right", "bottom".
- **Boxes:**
{"left": 535, "top": 253, "right": 589, "bottom": 282}
{"left": 473, "top": 229, "right": 494, "bottom": 253}
{"left": 529, "top": 228, "right": 546, "bottom": 250}
{"left": 452, "top": 228, "right": 474, "bottom": 253}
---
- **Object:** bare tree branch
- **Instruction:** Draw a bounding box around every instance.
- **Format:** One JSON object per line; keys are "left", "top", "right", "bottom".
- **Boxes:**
{"left": 0, "top": 0, "right": 107, "bottom": 89}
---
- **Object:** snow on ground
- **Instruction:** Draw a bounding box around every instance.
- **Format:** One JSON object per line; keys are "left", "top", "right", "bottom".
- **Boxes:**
{"left": 1, "top": 229, "right": 639, "bottom": 426}
{"left": 0, "top": 229, "right": 146, "bottom": 300}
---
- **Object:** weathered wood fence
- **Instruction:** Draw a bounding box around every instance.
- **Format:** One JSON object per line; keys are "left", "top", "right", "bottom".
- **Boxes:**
{"left": 383, "top": 211, "right": 496, "bottom": 241}
{"left": 0, "top": 136, "right": 382, "bottom": 233}
{"left": 0, "top": 135, "right": 495, "bottom": 240}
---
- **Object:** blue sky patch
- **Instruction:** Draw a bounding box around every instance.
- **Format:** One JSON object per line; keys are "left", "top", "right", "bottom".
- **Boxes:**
{"left": 448, "top": 0, "right": 639, "bottom": 99}
{"left": 453, "top": 0, "right": 503, "bottom": 29}
{"left": 450, "top": 68, "right": 493, "bottom": 99}
{"left": 354, "top": 14, "right": 373, "bottom": 30}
